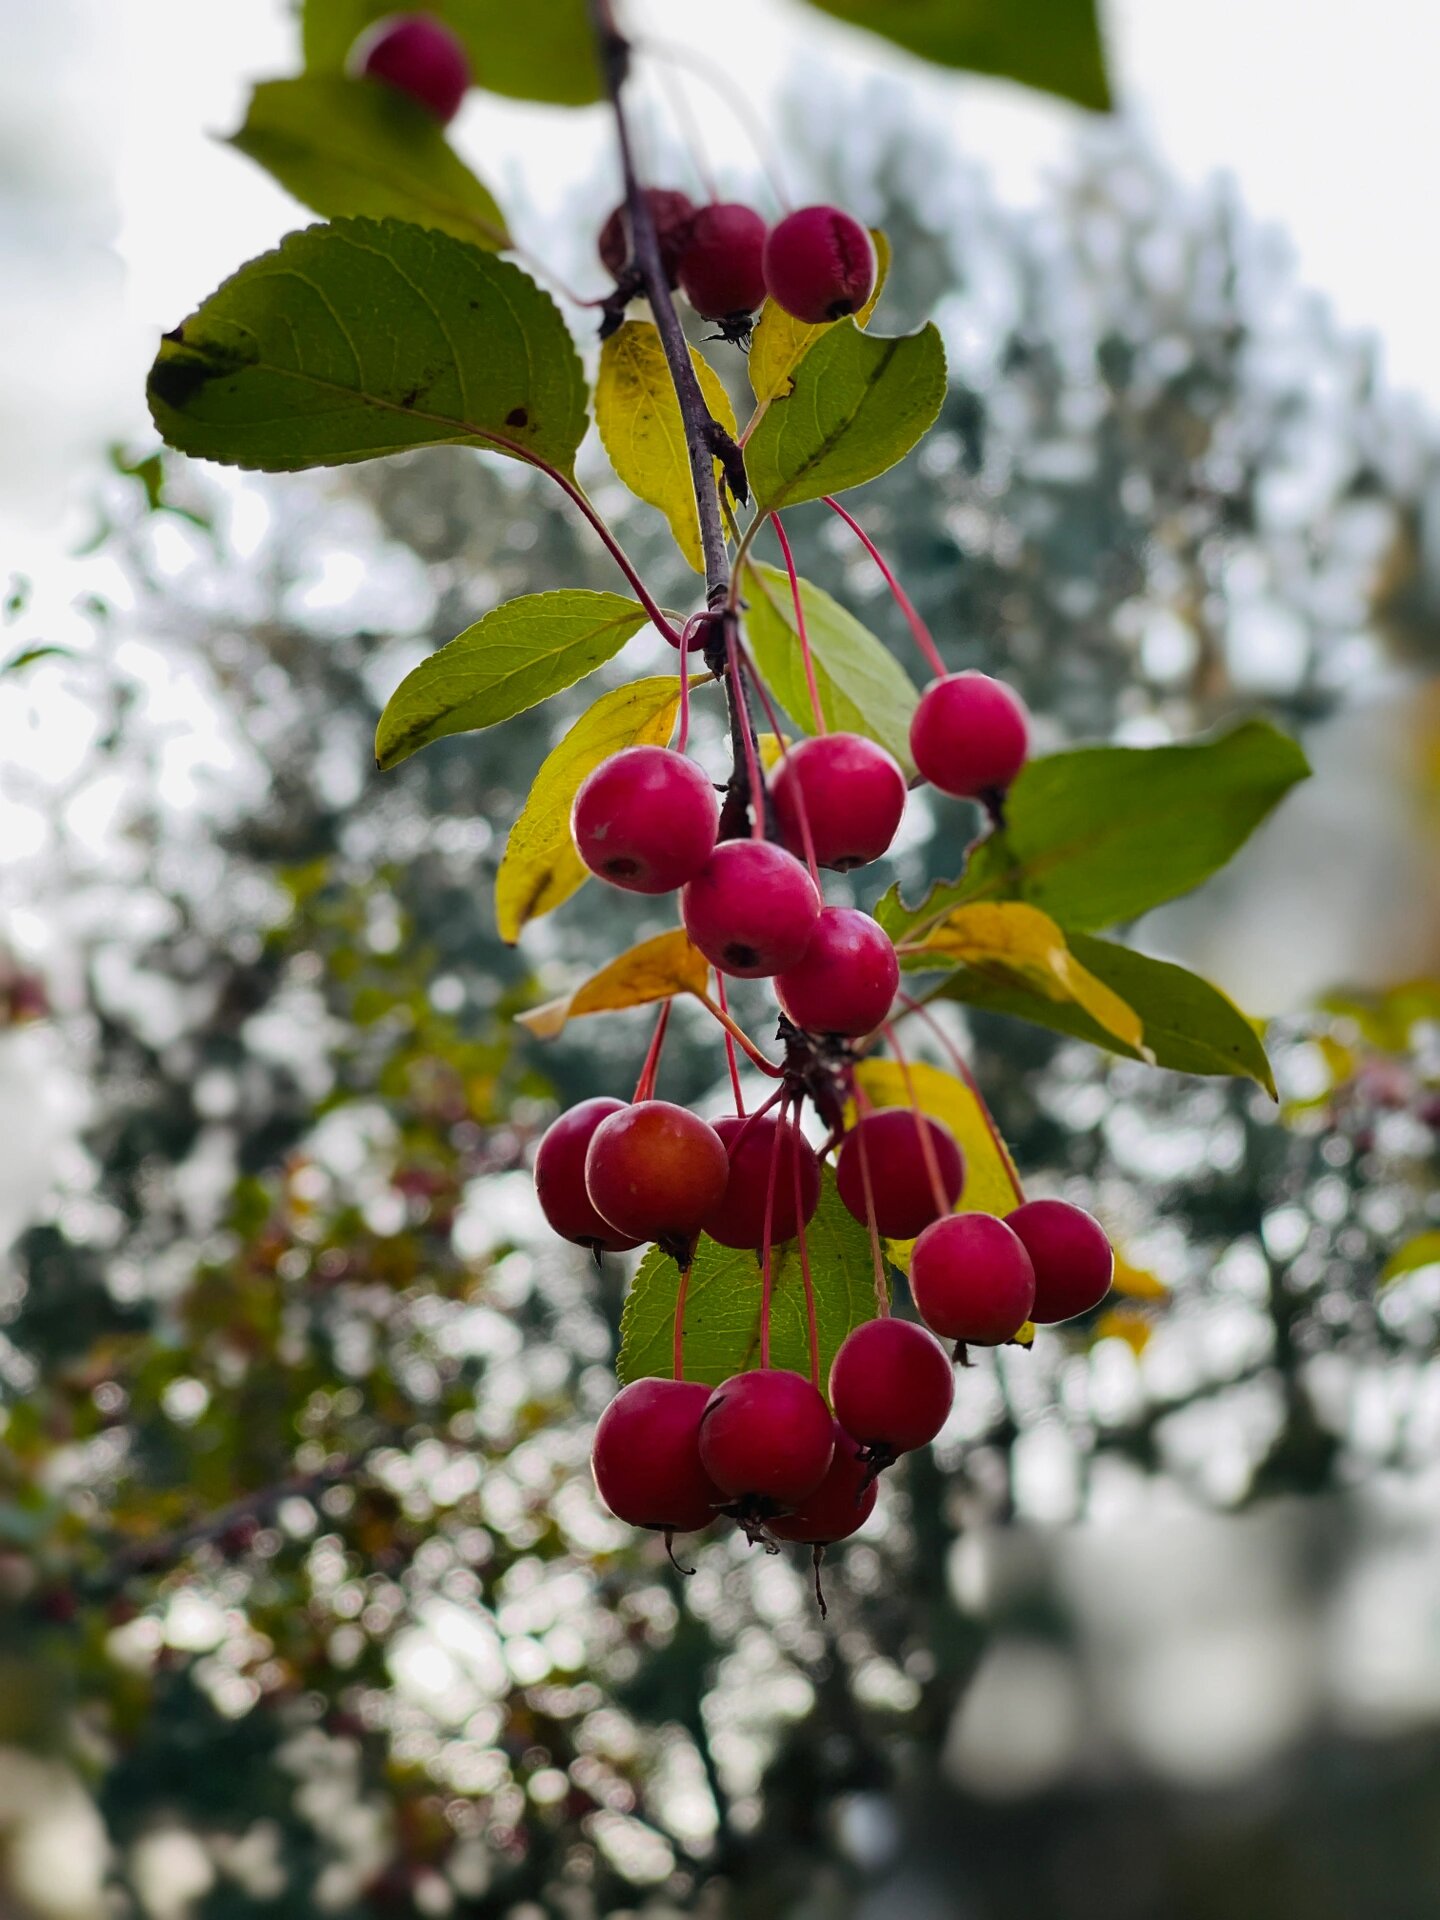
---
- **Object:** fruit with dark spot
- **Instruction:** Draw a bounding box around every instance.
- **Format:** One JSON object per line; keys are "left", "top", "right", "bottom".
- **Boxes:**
{"left": 571, "top": 746, "right": 718, "bottom": 894}
{"left": 763, "top": 205, "right": 876, "bottom": 323}
{"left": 771, "top": 732, "right": 906, "bottom": 872}
{"left": 681, "top": 839, "right": 821, "bottom": 978}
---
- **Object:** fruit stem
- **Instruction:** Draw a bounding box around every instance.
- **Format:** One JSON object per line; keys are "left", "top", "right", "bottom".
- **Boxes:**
{"left": 822, "top": 494, "right": 948, "bottom": 681}
{"left": 895, "top": 991, "right": 1027, "bottom": 1202}
{"left": 791, "top": 1107, "right": 822, "bottom": 1390}
{"left": 634, "top": 36, "right": 793, "bottom": 214}
{"left": 696, "top": 992, "right": 785, "bottom": 1078}
{"left": 552, "top": 471, "right": 684, "bottom": 645}
{"left": 672, "top": 1254, "right": 692, "bottom": 1380}
{"left": 850, "top": 1082, "right": 891, "bottom": 1317}
{"left": 881, "top": 1020, "right": 952, "bottom": 1221}
{"left": 733, "top": 635, "right": 821, "bottom": 885}
{"left": 716, "top": 972, "right": 746, "bottom": 1114}
{"left": 724, "top": 616, "right": 768, "bottom": 842}
{"left": 633, "top": 999, "right": 672, "bottom": 1102}
{"left": 758, "top": 1095, "right": 788, "bottom": 1369}
{"left": 770, "top": 511, "right": 828, "bottom": 736}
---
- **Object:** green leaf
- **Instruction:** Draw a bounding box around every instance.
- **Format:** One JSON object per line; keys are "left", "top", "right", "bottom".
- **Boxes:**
{"left": 878, "top": 721, "right": 1311, "bottom": 939}
{"left": 596, "top": 322, "right": 737, "bottom": 574}
{"left": 302, "top": 0, "right": 602, "bottom": 106}
{"left": 1380, "top": 1231, "right": 1440, "bottom": 1287}
{"left": 741, "top": 561, "right": 920, "bottom": 773}
{"left": 618, "top": 1170, "right": 883, "bottom": 1390}
{"left": 495, "top": 676, "right": 687, "bottom": 942}
{"left": 798, "top": 0, "right": 1111, "bottom": 112}
{"left": 228, "top": 77, "right": 510, "bottom": 247}
{"left": 926, "top": 932, "right": 1277, "bottom": 1096}
{"left": 147, "top": 217, "right": 588, "bottom": 478}
{"left": 745, "top": 320, "right": 946, "bottom": 511}
{"left": 375, "top": 590, "right": 648, "bottom": 770}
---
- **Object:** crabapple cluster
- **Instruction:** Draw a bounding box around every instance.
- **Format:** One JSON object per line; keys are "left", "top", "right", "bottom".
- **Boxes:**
{"left": 534, "top": 669, "right": 1111, "bottom": 1606}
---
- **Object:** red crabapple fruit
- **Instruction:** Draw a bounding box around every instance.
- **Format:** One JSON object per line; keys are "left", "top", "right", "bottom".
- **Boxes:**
{"left": 681, "top": 839, "right": 821, "bottom": 978}
{"left": 571, "top": 746, "right": 718, "bottom": 894}
{"left": 829, "top": 1316, "right": 954, "bottom": 1470}
{"left": 678, "top": 203, "right": 769, "bottom": 319}
{"left": 770, "top": 733, "right": 906, "bottom": 872}
{"left": 591, "top": 1378, "right": 722, "bottom": 1563}
{"left": 698, "top": 1368, "right": 835, "bottom": 1516}
{"left": 1005, "top": 1198, "right": 1114, "bottom": 1324}
{"left": 598, "top": 188, "right": 695, "bottom": 286}
{"left": 535, "top": 1097, "right": 641, "bottom": 1255}
{"left": 703, "top": 1114, "right": 821, "bottom": 1251}
{"left": 354, "top": 13, "right": 470, "bottom": 122}
{"left": 910, "top": 1211, "right": 1036, "bottom": 1351}
{"left": 585, "top": 1102, "right": 728, "bottom": 1250}
{"left": 775, "top": 907, "right": 899, "bottom": 1038}
{"left": 767, "top": 1423, "right": 877, "bottom": 1546}
{"left": 763, "top": 205, "right": 876, "bottom": 323}
{"left": 835, "top": 1109, "right": 964, "bottom": 1240}
{"left": 909, "top": 671, "right": 1030, "bottom": 802}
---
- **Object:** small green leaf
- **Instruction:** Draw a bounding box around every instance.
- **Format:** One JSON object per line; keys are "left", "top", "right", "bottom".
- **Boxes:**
{"left": 375, "top": 590, "right": 648, "bottom": 770}
{"left": 926, "top": 932, "right": 1278, "bottom": 1096}
{"left": 302, "top": 0, "right": 602, "bottom": 106}
{"left": 742, "top": 561, "right": 920, "bottom": 772}
{"left": 746, "top": 320, "right": 946, "bottom": 511}
{"left": 617, "top": 1171, "right": 882, "bottom": 1389}
{"left": 228, "top": 76, "right": 510, "bottom": 247}
{"left": 798, "top": 0, "right": 1111, "bottom": 112}
{"left": 495, "top": 676, "right": 687, "bottom": 942}
{"left": 147, "top": 217, "right": 588, "bottom": 478}
{"left": 596, "top": 322, "right": 737, "bottom": 573}
{"left": 878, "top": 721, "right": 1311, "bottom": 939}
{"left": 1380, "top": 1231, "right": 1440, "bottom": 1287}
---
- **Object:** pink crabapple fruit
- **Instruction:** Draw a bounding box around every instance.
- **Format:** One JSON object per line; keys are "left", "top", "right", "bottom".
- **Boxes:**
{"left": 681, "top": 838, "right": 821, "bottom": 978}
{"left": 591, "top": 1377, "right": 723, "bottom": 1553}
{"left": 829, "top": 1316, "right": 954, "bottom": 1468}
{"left": 698, "top": 1368, "right": 835, "bottom": 1515}
{"left": 1005, "top": 1198, "right": 1114, "bottom": 1324}
{"left": 598, "top": 188, "right": 695, "bottom": 286}
{"left": 909, "top": 1211, "right": 1036, "bottom": 1351}
{"left": 763, "top": 205, "right": 877, "bottom": 323}
{"left": 703, "top": 1114, "right": 822, "bottom": 1251}
{"left": 534, "top": 1097, "right": 641, "bottom": 1255}
{"left": 835, "top": 1109, "right": 965, "bottom": 1240}
{"left": 584, "top": 1101, "right": 729, "bottom": 1250}
{"left": 775, "top": 907, "right": 899, "bottom": 1039}
{"left": 770, "top": 732, "right": 907, "bottom": 872}
{"left": 677, "top": 202, "right": 769, "bottom": 320}
{"left": 909, "top": 670, "right": 1030, "bottom": 802}
{"left": 571, "top": 745, "right": 718, "bottom": 894}
{"left": 353, "top": 13, "right": 471, "bottom": 123}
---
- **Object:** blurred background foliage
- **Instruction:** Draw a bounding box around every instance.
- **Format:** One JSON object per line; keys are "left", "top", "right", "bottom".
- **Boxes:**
{"left": 2, "top": 72, "right": 1439, "bottom": 1920}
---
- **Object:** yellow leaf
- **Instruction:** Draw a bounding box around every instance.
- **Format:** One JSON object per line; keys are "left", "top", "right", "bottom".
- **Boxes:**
{"left": 852, "top": 1057, "right": 1023, "bottom": 1270}
{"left": 1380, "top": 1230, "right": 1440, "bottom": 1287}
{"left": 1092, "top": 1307, "right": 1152, "bottom": 1354}
{"left": 495, "top": 675, "right": 690, "bottom": 942}
{"left": 757, "top": 731, "right": 792, "bottom": 770}
{"left": 596, "top": 321, "right": 738, "bottom": 573}
{"left": 749, "top": 229, "right": 891, "bottom": 409}
{"left": 911, "top": 902, "right": 1150, "bottom": 1059}
{"left": 516, "top": 930, "right": 710, "bottom": 1039}
{"left": 1110, "top": 1253, "right": 1170, "bottom": 1301}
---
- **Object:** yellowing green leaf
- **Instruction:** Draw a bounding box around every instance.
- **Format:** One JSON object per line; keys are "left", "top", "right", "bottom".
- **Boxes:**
{"left": 495, "top": 676, "right": 690, "bottom": 943}
{"left": 853, "top": 1057, "right": 1022, "bottom": 1266}
{"left": 748, "top": 229, "right": 890, "bottom": 409}
{"left": 376, "top": 590, "right": 648, "bottom": 771}
{"left": 1110, "top": 1254, "right": 1170, "bottom": 1302}
{"left": 1380, "top": 1231, "right": 1440, "bottom": 1287}
{"left": 516, "top": 930, "right": 710, "bottom": 1039}
{"left": 596, "top": 321, "right": 737, "bottom": 574}
{"left": 1092, "top": 1308, "right": 1152, "bottom": 1354}
{"left": 228, "top": 77, "right": 509, "bottom": 247}
{"left": 906, "top": 902, "right": 1148, "bottom": 1057}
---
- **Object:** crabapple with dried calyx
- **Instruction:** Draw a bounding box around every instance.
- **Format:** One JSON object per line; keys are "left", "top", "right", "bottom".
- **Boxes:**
{"left": 1005, "top": 1198, "right": 1113, "bottom": 1324}
{"left": 775, "top": 907, "right": 899, "bottom": 1039}
{"left": 763, "top": 205, "right": 876, "bottom": 323}
{"left": 534, "top": 1097, "right": 641, "bottom": 1255}
{"left": 571, "top": 746, "right": 717, "bottom": 894}
{"left": 598, "top": 188, "right": 695, "bottom": 286}
{"left": 698, "top": 1368, "right": 835, "bottom": 1521}
{"left": 591, "top": 1378, "right": 722, "bottom": 1567}
{"left": 703, "top": 1114, "right": 821, "bottom": 1251}
{"left": 767, "top": 1423, "right": 877, "bottom": 1546}
{"left": 678, "top": 203, "right": 769, "bottom": 320}
{"left": 681, "top": 839, "right": 821, "bottom": 978}
{"left": 835, "top": 1108, "right": 965, "bottom": 1240}
{"left": 909, "top": 670, "right": 1030, "bottom": 802}
{"left": 584, "top": 1101, "right": 728, "bottom": 1250}
{"left": 829, "top": 1316, "right": 954, "bottom": 1472}
{"left": 770, "top": 733, "right": 906, "bottom": 872}
{"left": 353, "top": 13, "right": 471, "bottom": 122}
{"left": 909, "top": 1211, "right": 1035, "bottom": 1353}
